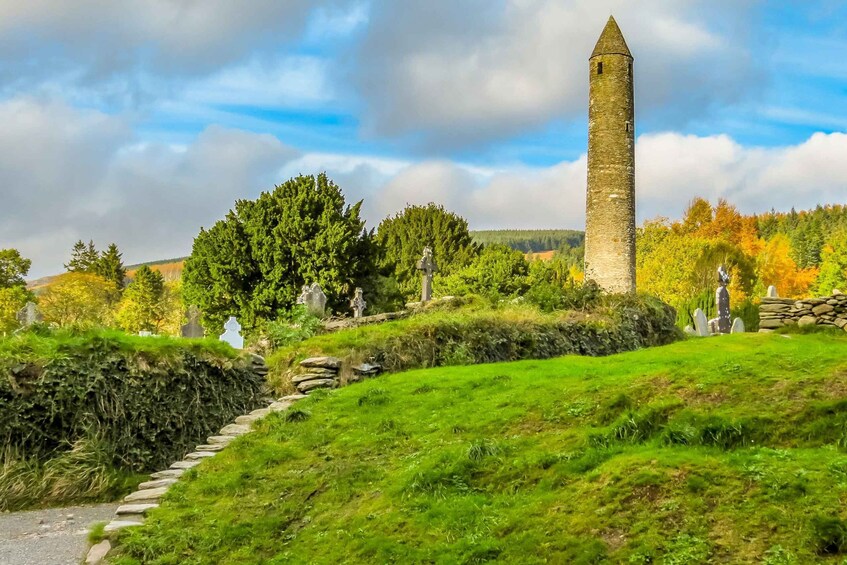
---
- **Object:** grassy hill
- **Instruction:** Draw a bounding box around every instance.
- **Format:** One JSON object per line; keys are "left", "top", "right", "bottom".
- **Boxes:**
{"left": 113, "top": 332, "right": 847, "bottom": 564}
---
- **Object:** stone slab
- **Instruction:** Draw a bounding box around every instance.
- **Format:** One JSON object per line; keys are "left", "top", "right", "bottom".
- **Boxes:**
{"left": 206, "top": 435, "right": 235, "bottom": 445}
{"left": 85, "top": 540, "right": 111, "bottom": 564}
{"left": 194, "top": 443, "right": 225, "bottom": 452}
{"left": 116, "top": 504, "right": 158, "bottom": 516}
{"left": 278, "top": 394, "right": 309, "bottom": 402}
{"left": 268, "top": 401, "right": 293, "bottom": 412}
{"left": 292, "top": 373, "right": 339, "bottom": 385}
{"left": 104, "top": 520, "right": 143, "bottom": 533}
{"left": 299, "top": 356, "right": 341, "bottom": 370}
{"left": 170, "top": 460, "right": 200, "bottom": 470}
{"left": 125, "top": 486, "right": 169, "bottom": 502}
{"left": 137, "top": 478, "right": 177, "bottom": 490}
{"left": 185, "top": 451, "right": 218, "bottom": 460}
{"left": 149, "top": 469, "right": 185, "bottom": 480}
{"left": 296, "top": 378, "right": 336, "bottom": 392}
{"left": 219, "top": 424, "right": 251, "bottom": 436}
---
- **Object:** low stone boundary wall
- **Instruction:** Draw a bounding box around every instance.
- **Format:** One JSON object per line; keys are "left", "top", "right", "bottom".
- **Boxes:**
{"left": 759, "top": 291, "right": 847, "bottom": 332}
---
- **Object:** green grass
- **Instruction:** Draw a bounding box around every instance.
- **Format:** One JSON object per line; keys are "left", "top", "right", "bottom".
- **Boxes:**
{"left": 111, "top": 333, "right": 847, "bottom": 563}
{"left": 0, "top": 327, "right": 239, "bottom": 362}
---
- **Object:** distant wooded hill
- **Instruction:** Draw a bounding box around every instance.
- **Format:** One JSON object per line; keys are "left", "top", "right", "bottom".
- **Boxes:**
{"left": 470, "top": 229, "right": 584, "bottom": 253}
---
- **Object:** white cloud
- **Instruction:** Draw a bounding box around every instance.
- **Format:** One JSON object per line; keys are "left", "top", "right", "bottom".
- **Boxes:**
{"left": 351, "top": 0, "right": 760, "bottom": 148}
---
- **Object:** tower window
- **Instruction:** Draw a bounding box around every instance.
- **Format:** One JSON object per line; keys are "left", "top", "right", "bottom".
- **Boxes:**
{"left": 597, "top": 62, "right": 603, "bottom": 75}
{"left": 628, "top": 62, "right": 632, "bottom": 76}
{"left": 625, "top": 121, "right": 632, "bottom": 133}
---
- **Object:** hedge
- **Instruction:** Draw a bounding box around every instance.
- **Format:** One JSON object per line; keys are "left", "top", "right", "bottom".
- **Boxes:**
{"left": 0, "top": 331, "right": 266, "bottom": 472}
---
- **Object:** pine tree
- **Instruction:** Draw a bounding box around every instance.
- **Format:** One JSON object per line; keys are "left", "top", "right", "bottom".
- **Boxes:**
{"left": 65, "top": 240, "right": 100, "bottom": 272}
{"left": 96, "top": 243, "right": 127, "bottom": 291}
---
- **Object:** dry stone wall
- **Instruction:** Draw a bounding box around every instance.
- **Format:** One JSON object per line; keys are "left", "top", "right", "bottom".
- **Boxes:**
{"left": 759, "top": 290, "right": 847, "bottom": 332}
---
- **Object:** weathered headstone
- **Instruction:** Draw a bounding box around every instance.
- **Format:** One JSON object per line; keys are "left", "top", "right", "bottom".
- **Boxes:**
{"left": 16, "top": 301, "right": 42, "bottom": 327}
{"left": 693, "top": 308, "right": 710, "bottom": 337}
{"left": 731, "top": 317, "right": 745, "bottom": 334}
{"left": 716, "top": 265, "right": 731, "bottom": 334}
{"left": 181, "top": 306, "right": 205, "bottom": 338}
{"left": 220, "top": 316, "right": 244, "bottom": 349}
{"left": 138, "top": 331, "right": 153, "bottom": 337}
{"left": 683, "top": 325, "right": 697, "bottom": 337}
{"left": 350, "top": 287, "right": 366, "bottom": 319}
{"left": 416, "top": 246, "right": 438, "bottom": 303}
{"left": 297, "top": 283, "right": 327, "bottom": 317}
{"left": 767, "top": 285, "right": 779, "bottom": 298}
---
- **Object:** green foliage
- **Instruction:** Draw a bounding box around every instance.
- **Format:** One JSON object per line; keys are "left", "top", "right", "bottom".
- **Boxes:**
{"left": 263, "top": 305, "right": 322, "bottom": 348}
{"left": 183, "top": 174, "right": 375, "bottom": 331}
{"left": 65, "top": 239, "right": 100, "bottom": 273}
{"left": 759, "top": 204, "right": 847, "bottom": 268}
{"left": 116, "top": 265, "right": 166, "bottom": 333}
{"left": 471, "top": 229, "right": 584, "bottom": 253}
{"left": 0, "top": 329, "right": 264, "bottom": 510}
{"left": 375, "top": 203, "right": 479, "bottom": 299}
{"left": 96, "top": 243, "right": 127, "bottom": 291}
{"left": 112, "top": 333, "right": 847, "bottom": 563}
{"left": 437, "top": 244, "right": 530, "bottom": 298}
{"left": 0, "top": 248, "right": 32, "bottom": 289}
{"left": 815, "top": 229, "right": 847, "bottom": 295}
{"left": 0, "top": 285, "right": 31, "bottom": 335}
{"left": 38, "top": 272, "right": 118, "bottom": 328}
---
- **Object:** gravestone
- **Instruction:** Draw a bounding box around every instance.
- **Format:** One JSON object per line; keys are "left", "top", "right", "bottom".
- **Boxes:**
{"left": 767, "top": 285, "right": 779, "bottom": 298}
{"left": 416, "top": 246, "right": 438, "bottom": 303}
{"left": 138, "top": 331, "right": 153, "bottom": 337}
{"left": 693, "top": 308, "right": 710, "bottom": 337}
{"left": 716, "top": 265, "right": 731, "bottom": 334}
{"left": 220, "top": 317, "right": 244, "bottom": 349}
{"left": 731, "top": 317, "right": 745, "bottom": 334}
{"left": 297, "top": 283, "right": 327, "bottom": 317}
{"left": 350, "top": 287, "right": 366, "bottom": 318}
{"left": 16, "top": 301, "right": 42, "bottom": 327}
{"left": 181, "top": 306, "right": 205, "bottom": 338}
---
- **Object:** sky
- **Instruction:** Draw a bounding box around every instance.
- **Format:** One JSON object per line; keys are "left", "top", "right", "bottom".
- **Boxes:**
{"left": 1, "top": 0, "right": 846, "bottom": 277}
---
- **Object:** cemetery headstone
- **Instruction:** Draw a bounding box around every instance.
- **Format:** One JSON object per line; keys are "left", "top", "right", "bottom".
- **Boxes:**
{"left": 350, "top": 287, "right": 366, "bottom": 319}
{"left": 297, "top": 283, "right": 327, "bottom": 317}
{"left": 16, "top": 301, "right": 42, "bottom": 328}
{"left": 693, "top": 308, "right": 710, "bottom": 337}
{"left": 181, "top": 306, "right": 205, "bottom": 338}
{"left": 416, "top": 246, "right": 438, "bottom": 303}
{"left": 731, "top": 317, "right": 745, "bottom": 334}
{"left": 138, "top": 331, "right": 153, "bottom": 337}
{"left": 767, "top": 285, "right": 779, "bottom": 298}
{"left": 220, "top": 316, "right": 244, "bottom": 349}
{"left": 716, "top": 265, "right": 731, "bottom": 334}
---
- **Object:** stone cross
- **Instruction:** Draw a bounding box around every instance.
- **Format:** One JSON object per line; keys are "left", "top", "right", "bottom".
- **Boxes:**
{"left": 297, "top": 282, "right": 327, "bottom": 317}
{"left": 220, "top": 316, "right": 244, "bottom": 349}
{"left": 181, "top": 306, "right": 205, "bottom": 338}
{"left": 416, "top": 246, "right": 438, "bottom": 303}
{"left": 16, "top": 301, "right": 42, "bottom": 328}
{"left": 350, "top": 287, "right": 366, "bottom": 318}
{"left": 716, "top": 265, "right": 731, "bottom": 334}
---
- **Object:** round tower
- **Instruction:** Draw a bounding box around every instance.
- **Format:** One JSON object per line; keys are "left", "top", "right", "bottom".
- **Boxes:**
{"left": 585, "top": 15, "right": 636, "bottom": 293}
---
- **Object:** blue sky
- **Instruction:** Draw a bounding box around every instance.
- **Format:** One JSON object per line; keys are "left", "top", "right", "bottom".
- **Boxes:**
{"left": 1, "top": 1, "right": 846, "bottom": 277}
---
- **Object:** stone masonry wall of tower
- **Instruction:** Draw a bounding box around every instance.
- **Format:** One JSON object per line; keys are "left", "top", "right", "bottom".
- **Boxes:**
{"left": 585, "top": 16, "right": 636, "bottom": 293}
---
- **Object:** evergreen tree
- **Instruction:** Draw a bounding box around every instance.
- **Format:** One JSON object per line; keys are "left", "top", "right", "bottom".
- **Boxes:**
{"left": 65, "top": 240, "right": 100, "bottom": 272}
{"left": 375, "top": 203, "right": 479, "bottom": 299}
{"left": 815, "top": 230, "right": 847, "bottom": 295}
{"left": 116, "top": 265, "right": 166, "bottom": 332}
{"left": 96, "top": 243, "right": 127, "bottom": 291}
{"left": 183, "top": 174, "right": 376, "bottom": 330}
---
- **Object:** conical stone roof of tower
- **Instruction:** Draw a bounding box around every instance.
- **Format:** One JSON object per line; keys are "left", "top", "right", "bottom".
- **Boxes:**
{"left": 591, "top": 16, "right": 632, "bottom": 59}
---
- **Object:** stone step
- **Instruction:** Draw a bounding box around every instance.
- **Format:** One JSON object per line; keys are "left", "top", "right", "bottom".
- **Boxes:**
{"left": 185, "top": 451, "right": 217, "bottom": 461}
{"left": 104, "top": 520, "right": 144, "bottom": 533}
{"left": 125, "top": 486, "right": 169, "bottom": 502}
{"left": 219, "top": 424, "right": 251, "bottom": 436}
{"left": 234, "top": 414, "right": 262, "bottom": 426}
{"left": 249, "top": 408, "right": 271, "bottom": 418}
{"left": 85, "top": 540, "right": 111, "bottom": 564}
{"left": 150, "top": 468, "right": 185, "bottom": 480}
{"left": 194, "top": 443, "right": 226, "bottom": 452}
{"left": 170, "top": 460, "right": 200, "bottom": 470}
{"left": 137, "top": 478, "right": 177, "bottom": 490}
{"left": 206, "top": 435, "right": 235, "bottom": 445}
{"left": 268, "top": 401, "right": 292, "bottom": 412}
{"left": 116, "top": 503, "right": 159, "bottom": 516}
{"left": 278, "top": 394, "right": 308, "bottom": 402}
{"left": 297, "top": 378, "right": 336, "bottom": 393}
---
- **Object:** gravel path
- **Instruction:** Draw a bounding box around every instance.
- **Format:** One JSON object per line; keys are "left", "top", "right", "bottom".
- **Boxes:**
{"left": 0, "top": 503, "right": 119, "bottom": 565}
